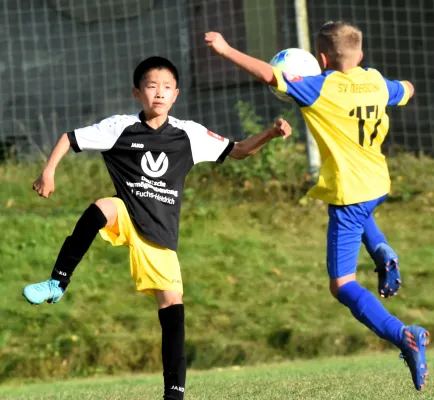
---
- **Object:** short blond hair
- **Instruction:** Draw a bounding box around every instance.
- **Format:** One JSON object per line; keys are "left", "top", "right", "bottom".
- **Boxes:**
{"left": 316, "top": 21, "right": 362, "bottom": 65}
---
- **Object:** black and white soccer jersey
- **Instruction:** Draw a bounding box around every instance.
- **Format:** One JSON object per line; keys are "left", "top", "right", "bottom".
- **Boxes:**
{"left": 67, "top": 112, "right": 234, "bottom": 251}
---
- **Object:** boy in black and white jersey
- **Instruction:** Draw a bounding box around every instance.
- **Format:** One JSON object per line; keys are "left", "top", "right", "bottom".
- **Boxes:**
{"left": 23, "top": 57, "right": 291, "bottom": 400}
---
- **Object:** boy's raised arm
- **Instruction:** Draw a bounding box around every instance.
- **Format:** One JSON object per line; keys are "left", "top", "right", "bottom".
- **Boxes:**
{"left": 33, "top": 133, "right": 71, "bottom": 198}
{"left": 205, "top": 32, "right": 278, "bottom": 87}
{"left": 229, "top": 119, "right": 291, "bottom": 159}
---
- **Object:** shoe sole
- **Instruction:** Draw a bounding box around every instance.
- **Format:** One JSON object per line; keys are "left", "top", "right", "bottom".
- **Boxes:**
{"left": 403, "top": 328, "right": 430, "bottom": 390}
{"left": 377, "top": 258, "right": 401, "bottom": 298}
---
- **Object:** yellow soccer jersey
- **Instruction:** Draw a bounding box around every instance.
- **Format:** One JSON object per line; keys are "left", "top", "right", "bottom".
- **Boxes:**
{"left": 272, "top": 66, "right": 410, "bottom": 205}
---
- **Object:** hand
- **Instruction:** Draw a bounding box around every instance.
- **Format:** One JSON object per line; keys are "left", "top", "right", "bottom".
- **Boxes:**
{"left": 205, "top": 32, "right": 230, "bottom": 56}
{"left": 33, "top": 169, "right": 55, "bottom": 198}
{"left": 271, "top": 118, "right": 292, "bottom": 140}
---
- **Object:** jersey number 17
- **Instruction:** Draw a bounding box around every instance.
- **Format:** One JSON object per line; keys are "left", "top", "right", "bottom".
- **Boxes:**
{"left": 349, "top": 105, "right": 382, "bottom": 147}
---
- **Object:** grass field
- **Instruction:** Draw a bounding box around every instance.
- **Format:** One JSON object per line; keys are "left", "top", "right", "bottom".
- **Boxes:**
{"left": 0, "top": 153, "right": 434, "bottom": 382}
{"left": 1, "top": 353, "right": 433, "bottom": 400}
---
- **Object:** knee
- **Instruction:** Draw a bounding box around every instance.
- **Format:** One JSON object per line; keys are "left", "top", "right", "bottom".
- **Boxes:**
{"left": 156, "top": 290, "right": 183, "bottom": 309}
{"left": 329, "top": 274, "right": 357, "bottom": 300}
{"left": 329, "top": 280, "right": 340, "bottom": 299}
{"left": 95, "top": 198, "right": 117, "bottom": 227}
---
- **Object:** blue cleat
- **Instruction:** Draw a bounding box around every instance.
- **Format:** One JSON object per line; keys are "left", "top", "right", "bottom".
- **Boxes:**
{"left": 373, "top": 243, "right": 401, "bottom": 298}
{"left": 400, "top": 326, "right": 430, "bottom": 390}
{"left": 22, "top": 279, "right": 64, "bottom": 305}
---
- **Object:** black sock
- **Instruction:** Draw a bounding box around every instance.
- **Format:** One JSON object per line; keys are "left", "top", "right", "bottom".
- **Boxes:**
{"left": 51, "top": 203, "right": 107, "bottom": 289}
{"left": 158, "top": 304, "right": 186, "bottom": 400}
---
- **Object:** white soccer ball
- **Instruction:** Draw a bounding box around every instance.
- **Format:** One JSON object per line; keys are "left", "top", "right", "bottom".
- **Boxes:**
{"left": 269, "top": 48, "right": 321, "bottom": 102}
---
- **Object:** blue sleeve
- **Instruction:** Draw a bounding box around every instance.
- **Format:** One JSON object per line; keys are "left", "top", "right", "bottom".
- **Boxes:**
{"left": 383, "top": 78, "right": 410, "bottom": 106}
{"left": 272, "top": 67, "right": 327, "bottom": 107}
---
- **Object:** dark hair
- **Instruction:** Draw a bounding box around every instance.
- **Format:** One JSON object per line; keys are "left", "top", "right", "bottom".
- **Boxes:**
{"left": 133, "top": 56, "right": 179, "bottom": 88}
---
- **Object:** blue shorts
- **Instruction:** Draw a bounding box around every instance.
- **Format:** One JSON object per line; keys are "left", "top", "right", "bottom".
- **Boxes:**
{"left": 327, "top": 195, "right": 387, "bottom": 279}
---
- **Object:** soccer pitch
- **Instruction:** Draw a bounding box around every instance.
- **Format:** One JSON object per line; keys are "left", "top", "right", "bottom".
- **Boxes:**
{"left": 1, "top": 353, "right": 433, "bottom": 400}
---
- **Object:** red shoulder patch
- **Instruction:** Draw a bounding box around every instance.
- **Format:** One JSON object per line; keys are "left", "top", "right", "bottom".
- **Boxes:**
{"left": 207, "top": 130, "right": 224, "bottom": 142}
{"left": 283, "top": 72, "right": 303, "bottom": 82}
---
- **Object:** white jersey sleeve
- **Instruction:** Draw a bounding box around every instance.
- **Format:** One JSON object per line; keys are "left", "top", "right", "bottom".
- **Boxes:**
{"left": 68, "top": 114, "right": 140, "bottom": 152}
{"left": 180, "top": 120, "right": 234, "bottom": 164}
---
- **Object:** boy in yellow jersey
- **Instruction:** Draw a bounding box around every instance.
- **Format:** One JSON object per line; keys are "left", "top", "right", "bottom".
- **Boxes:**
{"left": 205, "top": 21, "right": 429, "bottom": 391}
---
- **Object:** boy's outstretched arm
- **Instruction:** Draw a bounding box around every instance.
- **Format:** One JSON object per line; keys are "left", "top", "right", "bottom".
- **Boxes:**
{"left": 402, "top": 81, "right": 415, "bottom": 98}
{"left": 205, "top": 32, "right": 278, "bottom": 87}
{"left": 33, "top": 133, "right": 71, "bottom": 198}
{"left": 229, "top": 119, "right": 291, "bottom": 159}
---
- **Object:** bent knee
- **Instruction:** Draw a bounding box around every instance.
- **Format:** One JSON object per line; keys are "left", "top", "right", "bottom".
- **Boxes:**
{"left": 329, "top": 281, "right": 339, "bottom": 299}
{"left": 329, "top": 274, "right": 357, "bottom": 299}
{"left": 95, "top": 198, "right": 118, "bottom": 227}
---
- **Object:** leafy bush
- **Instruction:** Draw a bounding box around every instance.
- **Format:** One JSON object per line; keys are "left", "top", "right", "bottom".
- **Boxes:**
{"left": 186, "top": 101, "right": 309, "bottom": 203}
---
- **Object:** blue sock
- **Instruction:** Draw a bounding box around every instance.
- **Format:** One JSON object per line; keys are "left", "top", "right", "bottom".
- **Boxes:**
{"left": 337, "top": 281, "right": 404, "bottom": 347}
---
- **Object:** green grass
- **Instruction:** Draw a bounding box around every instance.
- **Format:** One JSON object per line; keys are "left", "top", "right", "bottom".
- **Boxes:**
{"left": 0, "top": 154, "right": 434, "bottom": 380}
{"left": 1, "top": 353, "right": 433, "bottom": 399}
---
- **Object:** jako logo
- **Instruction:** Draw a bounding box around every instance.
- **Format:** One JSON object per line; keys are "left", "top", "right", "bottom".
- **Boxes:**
{"left": 170, "top": 386, "right": 185, "bottom": 393}
{"left": 131, "top": 142, "right": 144, "bottom": 148}
{"left": 141, "top": 151, "right": 169, "bottom": 178}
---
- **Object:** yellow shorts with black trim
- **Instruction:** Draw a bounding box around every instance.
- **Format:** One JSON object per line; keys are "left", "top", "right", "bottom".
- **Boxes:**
{"left": 99, "top": 197, "right": 183, "bottom": 297}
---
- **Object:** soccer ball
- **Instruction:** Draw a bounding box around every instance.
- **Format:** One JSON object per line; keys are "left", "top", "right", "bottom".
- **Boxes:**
{"left": 269, "top": 48, "right": 321, "bottom": 102}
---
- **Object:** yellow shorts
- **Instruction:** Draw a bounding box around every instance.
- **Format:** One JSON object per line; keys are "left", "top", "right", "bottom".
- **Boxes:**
{"left": 99, "top": 197, "right": 183, "bottom": 297}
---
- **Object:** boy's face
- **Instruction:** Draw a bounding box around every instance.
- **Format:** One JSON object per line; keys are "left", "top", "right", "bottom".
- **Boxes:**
{"left": 132, "top": 68, "right": 179, "bottom": 118}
